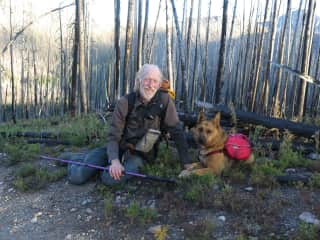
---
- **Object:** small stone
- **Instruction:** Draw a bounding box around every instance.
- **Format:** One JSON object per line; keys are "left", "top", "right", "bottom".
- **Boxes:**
{"left": 148, "top": 225, "right": 162, "bottom": 234}
{"left": 31, "top": 217, "right": 38, "bottom": 224}
{"left": 65, "top": 234, "right": 72, "bottom": 240}
{"left": 70, "top": 208, "right": 77, "bottom": 212}
{"left": 35, "top": 212, "right": 42, "bottom": 217}
{"left": 218, "top": 215, "right": 226, "bottom": 222}
{"left": 147, "top": 200, "right": 156, "bottom": 209}
{"left": 245, "top": 187, "right": 254, "bottom": 192}
{"left": 82, "top": 199, "right": 92, "bottom": 206}
{"left": 86, "top": 208, "right": 93, "bottom": 214}
{"left": 285, "top": 168, "right": 296, "bottom": 174}
{"left": 299, "top": 212, "right": 320, "bottom": 225}
{"left": 8, "top": 188, "right": 14, "bottom": 193}
{"left": 307, "top": 153, "right": 320, "bottom": 160}
{"left": 115, "top": 196, "right": 121, "bottom": 204}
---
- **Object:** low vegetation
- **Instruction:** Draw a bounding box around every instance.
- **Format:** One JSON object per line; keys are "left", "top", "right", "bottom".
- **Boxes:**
{"left": 1, "top": 115, "right": 320, "bottom": 238}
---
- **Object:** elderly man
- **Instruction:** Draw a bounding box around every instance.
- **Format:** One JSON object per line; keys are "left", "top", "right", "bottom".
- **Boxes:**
{"left": 68, "top": 64, "right": 190, "bottom": 185}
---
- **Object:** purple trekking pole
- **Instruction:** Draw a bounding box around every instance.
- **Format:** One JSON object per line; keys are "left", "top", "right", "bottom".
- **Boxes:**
{"left": 40, "top": 155, "right": 176, "bottom": 183}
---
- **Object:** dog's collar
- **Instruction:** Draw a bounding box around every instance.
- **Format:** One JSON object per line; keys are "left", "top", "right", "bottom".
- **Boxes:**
{"left": 199, "top": 148, "right": 224, "bottom": 158}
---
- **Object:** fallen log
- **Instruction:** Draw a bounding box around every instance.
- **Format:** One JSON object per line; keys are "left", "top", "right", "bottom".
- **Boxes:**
{"left": 0, "top": 131, "right": 58, "bottom": 138}
{"left": 178, "top": 104, "right": 320, "bottom": 139}
{"left": 27, "top": 139, "right": 71, "bottom": 145}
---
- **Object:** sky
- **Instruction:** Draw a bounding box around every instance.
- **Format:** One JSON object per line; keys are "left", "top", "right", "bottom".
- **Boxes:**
{"left": 0, "top": 0, "right": 318, "bottom": 34}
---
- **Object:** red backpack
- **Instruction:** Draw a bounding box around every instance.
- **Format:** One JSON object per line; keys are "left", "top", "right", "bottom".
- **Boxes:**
{"left": 224, "top": 133, "right": 252, "bottom": 160}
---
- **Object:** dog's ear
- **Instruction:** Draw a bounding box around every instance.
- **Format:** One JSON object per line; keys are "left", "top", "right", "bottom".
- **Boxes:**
{"left": 197, "top": 110, "right": 206, "bottom": 123}
{"left": 213, "top": 112, "right": 221, "bottom": 126}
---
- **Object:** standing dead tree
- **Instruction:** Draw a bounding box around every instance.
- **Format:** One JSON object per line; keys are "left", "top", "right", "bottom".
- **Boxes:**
{"left": 272, "top": 0, "right": 291, "bottom": 117}
{"left": 142, "top": 0, "right": 149, "bottom": 63}
{"left": 165, "top": 0, "right": 174, "bottom": 87}
{"left": 214, "top": 0, "right": 228, "bottom": 104}
{"left": 135, "top": 0, "right": 143, "bottom": 72}
{"left": 296, "top": 0, "right": 316, "bottom": 119}
{"left": 70, "top": 0, "right": 80, "bottom": 117}
{"left": 9, "top": 0, "right": 16, "bottom": 123}
{"left": 200, "top": 0, "right": 212, "bottom": 103}
{"left": 145, "top": 0, "right": 162, "bottom": 63}
{"left": 1, "top": 3, "right": 74, "bottom": 55}
{"left": 114, "top": 0, "right": 121, "bottom": 100}
{"left": 250, "top": 0, "right": 270, "bottom": 112}
{"left": 78, "top": 0, "right": 87, "bottom": 113}
{"left": 185, "top": 0, "right": 194, "bottom": 89}
{"left": 190, "top": 0, "right": 202, "bottom": 110}
{"left": 260, "top": 0, "right": 279, "bottom": 114}
{"left": 123, "top": 0, "right": 134, "bottom": 95}
{"left": 170, "top": 0, "right": 188, "bottom": 112}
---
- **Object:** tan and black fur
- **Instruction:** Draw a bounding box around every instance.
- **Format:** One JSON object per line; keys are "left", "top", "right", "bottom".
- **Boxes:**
{"left": 179, "top": 111, "right": 254, "bottom": 177}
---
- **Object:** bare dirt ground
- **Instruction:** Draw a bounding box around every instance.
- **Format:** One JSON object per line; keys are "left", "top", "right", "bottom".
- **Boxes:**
{"left": 1, "top": 155, "right": 320, "bottom": 240}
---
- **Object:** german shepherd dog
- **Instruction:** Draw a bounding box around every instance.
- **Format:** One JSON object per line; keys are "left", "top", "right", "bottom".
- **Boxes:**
{"left": 179, "top": 111, "right": 254, "bottom": 177}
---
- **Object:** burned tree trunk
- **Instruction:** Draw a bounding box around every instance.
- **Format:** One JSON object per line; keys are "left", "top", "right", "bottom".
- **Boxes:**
{"left": 78, "top": 0, "right": 87, "bottom": 113}
{"left": 165, "top": 0, "right": 174, "bottom": 86}
{"left": 135, "top": 0, "right": 143, "bottom": 72}
{"left": 250, "top": 0, "right": 269, "bottom": 112}
{"left": 70, "top": 0, "right": 80, "bottom": 117}
{"left": 123, "top": 0, "right": 134, "bottom": 95}
{"left": 296, "top": 0, "right": 316, "bottom": 119}
{"left": 272, "top": 0, "right": 291, "bottom": 117}
{"left": 9, "top": 0, "right": 16, "bottom": 123}
{"left": 170, "top": 0, "right": 188, "bottom": 112}
{"left": 214, "top": 0, "right": 228, "bottom": 104}
{"left": 114, "top": 0, "right": 121, "bottom": 100}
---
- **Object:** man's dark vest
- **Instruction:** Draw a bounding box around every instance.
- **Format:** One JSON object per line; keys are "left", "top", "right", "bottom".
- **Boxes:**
{"left": 119, "top": 90, "right": 169, "bottom": 160}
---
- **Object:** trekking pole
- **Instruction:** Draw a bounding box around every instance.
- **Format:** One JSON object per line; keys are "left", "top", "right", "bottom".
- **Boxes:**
{"left": 40, "top": 155, "right": 176, "bottom": 184}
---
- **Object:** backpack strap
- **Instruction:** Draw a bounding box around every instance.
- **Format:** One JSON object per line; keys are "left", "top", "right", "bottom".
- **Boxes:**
{"left": 125, "top": 92, "right": 136, "bottom": 122}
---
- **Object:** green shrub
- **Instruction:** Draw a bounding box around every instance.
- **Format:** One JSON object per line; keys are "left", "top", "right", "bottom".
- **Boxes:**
{"left": 310, "top": 173, "right": 320, "bottom": 188}
{"left": 277, "top": 137, "right": 309, "bottom": 170}
{"left": 3, "top": 143, "right": 40, "bottom": 165}
{"left": 125, "top": 201, "right": 158, "bottom": 225}
{"left": 142, "top": 143, "right": 182, "bottom": 178}
{"left": 14, "top": 165, "right": 67, "bottom": 192}
{"left": 291, "top": 222, "right": 319, "bottom": 240}
{"left": 184, "top": 219, "right": 215, "bottom": 240}
{"left": 179, "top": 174, "right": 219, "bottom": 206}
{"left": 104, "top": 195, "right": 113, "bottom": 218}
{"left": 125, "top": 201, "right": 141, "bottom": 224}
{"left": 16, "top": 162, "right": 36, "bottom": 177}
{"left": 250, "top": 162, "right": 279, "bottom": 187}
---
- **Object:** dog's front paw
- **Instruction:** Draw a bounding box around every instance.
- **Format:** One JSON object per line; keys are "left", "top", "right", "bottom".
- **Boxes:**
{"left": 178, "top": 169, "right": 191, "bottom": 178}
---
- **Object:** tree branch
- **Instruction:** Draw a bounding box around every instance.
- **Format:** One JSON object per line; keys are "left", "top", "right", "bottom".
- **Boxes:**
{"left": 1, "top": 3, "right": 74, "bottom": 55}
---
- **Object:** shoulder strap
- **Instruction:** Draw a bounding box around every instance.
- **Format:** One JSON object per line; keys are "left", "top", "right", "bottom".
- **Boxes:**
{"left": 126, "top": 92, "right": 136, "bottom": 120}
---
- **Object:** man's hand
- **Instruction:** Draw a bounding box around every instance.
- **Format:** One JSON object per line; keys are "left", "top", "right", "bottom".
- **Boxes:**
{"left": 109, "top": 159, "right": 124, "bottom": 180}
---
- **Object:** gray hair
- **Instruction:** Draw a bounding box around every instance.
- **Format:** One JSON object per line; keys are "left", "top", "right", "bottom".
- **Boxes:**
{"left": 134, "top": 64, "right": 164, "bottom": 91}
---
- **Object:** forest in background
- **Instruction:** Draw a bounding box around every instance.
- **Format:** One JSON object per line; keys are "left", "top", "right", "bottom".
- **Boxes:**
{"left": 0, "top": 0, "right": 319, "bottom": 123}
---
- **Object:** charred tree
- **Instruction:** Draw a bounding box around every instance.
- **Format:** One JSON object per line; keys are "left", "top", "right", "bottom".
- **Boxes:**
{"left": 165, "top": 0, "right": 174, "bottom": 86}
{"left": 135, "top": 0, "right": 143, "bottom": 72}
{"left": 9, "top": 0, "right": 16, "bottom": 123}
{"left": 296, "top": 0, "right": 316, "bottom": 119}
{"left": 214, "top": 0, "right": 228, "bottom": 104}
{"left": 250, "top": 0, "right": 269, "bottom": 112}
{"left": 123, "top": 0, "right": 134, "bottom": 95}
{"left": 114, "top": 0, "right": 121, "bottom": 100}
{"left": 78, "top": 0, "right": 87, "bottom": 113}
{"left": 70, "top": 0, "right": 80, "bottom": 117}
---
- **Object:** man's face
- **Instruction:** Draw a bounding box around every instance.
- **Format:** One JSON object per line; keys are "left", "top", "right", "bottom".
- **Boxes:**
{"left": 139, "top": 70, "right": 161, "bottom": 101}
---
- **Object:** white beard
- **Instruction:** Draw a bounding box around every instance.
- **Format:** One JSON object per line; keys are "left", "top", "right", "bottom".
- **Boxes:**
{"left": 139, "top": 86, "right": 157, "bottom": 102}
